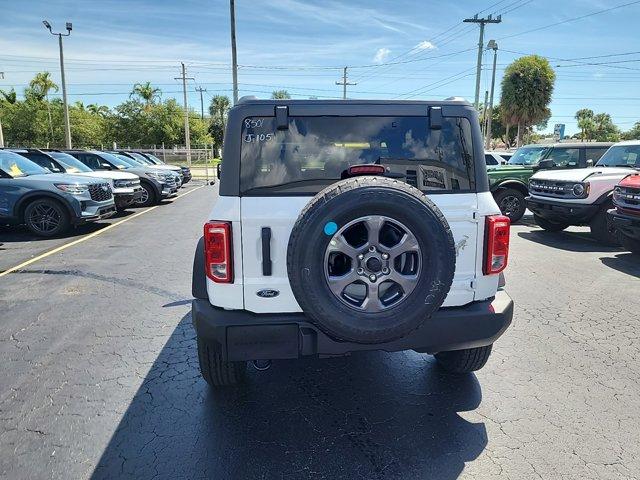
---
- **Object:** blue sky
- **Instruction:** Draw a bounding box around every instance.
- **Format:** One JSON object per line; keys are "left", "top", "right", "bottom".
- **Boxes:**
{"left": 1, "top": 0, "right": 640, "bottom": 135}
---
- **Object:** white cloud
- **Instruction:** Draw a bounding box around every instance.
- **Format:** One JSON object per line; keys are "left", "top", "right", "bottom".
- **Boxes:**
{"left": 373, "top": 48, "right": 391, "bottom": 64}
{"left": 415, "top": 41, "right": 437, "bottom": 51}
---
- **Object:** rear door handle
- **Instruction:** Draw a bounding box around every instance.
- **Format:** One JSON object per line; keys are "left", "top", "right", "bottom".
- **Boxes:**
{"left": 261, "top": 227, "right": 272, "bottom": 276}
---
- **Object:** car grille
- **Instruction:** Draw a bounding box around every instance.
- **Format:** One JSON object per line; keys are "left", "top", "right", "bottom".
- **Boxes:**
{"left": 89, "top": 183, "right": 113, "bottom": 202}
{"left": 614, "top": 185, "right": 640, "bottom": 210}
{"left": 529, "top": 179, "right": 574, "bottom": 198}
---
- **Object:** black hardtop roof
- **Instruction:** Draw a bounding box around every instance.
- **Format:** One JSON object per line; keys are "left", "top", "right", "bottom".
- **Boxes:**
{"left": 235, "top": 97, "right": 472, "bottom": 107}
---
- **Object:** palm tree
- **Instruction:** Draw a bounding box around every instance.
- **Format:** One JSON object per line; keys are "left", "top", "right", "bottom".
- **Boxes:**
{"left": 500, "top": 56, "right": 555, "bottom": 147}
{"left": 87, "top": 104, "right": 110, "bottom": 116}
{"left": 271, "top": 90, "right": 291, "bottom": 99}
{"left": 29, "top": 72, "right": 59, "bottom": 141}
{"left": 130, "top": 82, "right": 161, "bottom": 108}
{"left": 575, "top": 108, "right": 595, "bottom": 141}
{"left": 209, "top": 95, "right": 231, "bottom": 127}
{"left": 0, "top": 88, "right": 17, "bottom": 104}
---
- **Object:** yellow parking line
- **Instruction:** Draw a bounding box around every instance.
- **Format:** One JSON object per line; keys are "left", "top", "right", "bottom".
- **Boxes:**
{"left": 0, "top": 185, "right": 205, "bottom": 278}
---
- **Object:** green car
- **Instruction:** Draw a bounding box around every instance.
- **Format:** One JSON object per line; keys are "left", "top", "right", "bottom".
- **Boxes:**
{"left": 488, "top": 142, "right": 612, "bottom": 222}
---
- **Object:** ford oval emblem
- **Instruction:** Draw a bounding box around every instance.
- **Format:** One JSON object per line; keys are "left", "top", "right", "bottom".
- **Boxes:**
{"left": 256, "top": 289, "right": 279, "bottom": 298}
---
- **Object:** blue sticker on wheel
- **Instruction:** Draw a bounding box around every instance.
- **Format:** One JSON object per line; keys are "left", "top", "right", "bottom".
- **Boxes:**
{"left": 324, "top": 221, "right": 338, "bottom": 236}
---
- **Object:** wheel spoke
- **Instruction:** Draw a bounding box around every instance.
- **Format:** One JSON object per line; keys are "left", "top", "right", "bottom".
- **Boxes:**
{"left": 362, "top": 282, "right": 382, "bottom": 312}
{"left": 381, "top": 232, "right": 419, "bottom": 258}
{"left": 327, "top": 234, "right": 359, "bottom": 259}
{"left": 364, "top": 216, "right": 385, "bottom": 245}
{"left": 388, "top": 270, "right": 419, "bottom": 293}
{"left": 326, "top": 270, "right": 358, "bottom": 296}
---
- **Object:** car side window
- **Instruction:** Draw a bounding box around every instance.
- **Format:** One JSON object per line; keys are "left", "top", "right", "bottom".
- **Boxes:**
{"left": 586, "top": 148, "right": 609, "bottom": 164}
{"left": 80, "top": 154, "right": 102, "bottom": 170}
{"left": 547, "top": 148, "right": 580, "bottom": 168}
{"left": 485, "top": 154, "right": 498, "bottom": 165}
{"left": 22, "top": 152, "right": 62, "bottom": 173}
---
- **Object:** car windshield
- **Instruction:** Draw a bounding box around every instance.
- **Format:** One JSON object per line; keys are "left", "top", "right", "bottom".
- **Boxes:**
{"left": 0, "top": 150, "right": 50, "bottom": 177}
{"left": 145, "top": 154, "right": 164, "bottom": 164}
{"left": 595, "top": 145, "right": 640, "bottom": 168}
{"left": 96, "top": 151, "right": 135, "bottom": 169}
{"left": 49, "top": 152, "right": 94, "bottom": 173}
{"left": 241, "top": 115, "right": 476, "bottom": 194}
{"left": 507, "top": 146, "right": 550, "bottom": 166}
{"left": 127, "top": 152, "right": 153, "bottom": 165}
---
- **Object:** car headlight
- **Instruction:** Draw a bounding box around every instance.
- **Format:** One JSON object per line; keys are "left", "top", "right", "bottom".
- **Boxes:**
{"left": 113, "top": 179, "right": 128, "bottom": 188}
{"left": 572, "top": 182, "right": 589, "bottom": 197}
{"left": 146, "top": 171, "right": 164, "bottom": 181}
{"left": 55, "top": 183, "right": 89, "bottom": 195}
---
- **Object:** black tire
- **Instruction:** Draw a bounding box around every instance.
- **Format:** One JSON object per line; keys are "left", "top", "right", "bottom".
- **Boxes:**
{"left": 494, "top": 188, "right": 526, "bottom": 223}
{"left": 137, "top": 181, "right": 157, "bottom": 207}
{"left": 589, "top": 207, "right": 619, "bottom": 246}
{"left": 434, "top": 345, "right": 492, "bottom": 374}
{"left": 287, "top": 176, "right": 456, "bottom": 344}
{"left": 620, "top": 234, "right": 640, "bottom": 255}
{"left": 533, "top": 214, "right": 569, "bottom": 232}
{"left": 197, "top": 336, "right": 246, "bottom": 387}
{"left": 23, "top": 198, "right": 71, "bottom": 237}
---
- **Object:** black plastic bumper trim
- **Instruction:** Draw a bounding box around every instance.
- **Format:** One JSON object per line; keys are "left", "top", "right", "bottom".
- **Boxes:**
{"left": 526, "top": 196, "right": 599, "bottom": 224}
{"left": 192, "top": 290, "right": 514, "bottom": 361}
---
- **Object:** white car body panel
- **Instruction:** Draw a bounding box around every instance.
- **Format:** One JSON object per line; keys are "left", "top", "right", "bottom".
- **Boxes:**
{"left": 68, "top": 170, "right": 140, "bottom": 194}
{"left": 202, "top": 190, "right": 502, "bottom": 314}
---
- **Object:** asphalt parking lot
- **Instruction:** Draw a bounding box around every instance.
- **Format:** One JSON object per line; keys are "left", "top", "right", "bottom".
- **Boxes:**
{"left": 1, "top": 182, "right": 639, "bottom": 480}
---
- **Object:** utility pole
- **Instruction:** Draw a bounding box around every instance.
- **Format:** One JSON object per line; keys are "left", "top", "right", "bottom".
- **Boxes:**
{"left": 229, "top": 0, "right": 239, "bottom": 105}
{"left": 463, "top": 14, "right": 501, "bottom": 110}
{"left": 195, "top": 86, "right": 207, "bottom": 120}
{"left": 175, "top": 63, "right": 195, "bottom": 166}
{"left": 43, "top": 20, "right": 73, "bottom": 148}
{"left": 335, "top": 67, "right": 356, "bottom": 100}
{"left": 485, "top": 40, "right": 499, "bottom": 150}
{"left": 0, "top": 71, "right": 4, "bottom": 148}
{"left": 482, "top": 89, "right": 489, "bottom": 135}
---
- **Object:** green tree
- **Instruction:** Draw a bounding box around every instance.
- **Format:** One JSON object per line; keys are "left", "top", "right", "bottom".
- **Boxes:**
{"left": 0, "top": 88, "right": 18, "bottom": 104}
{"left": 271, "top": 90, "right": 291, "bottom": 99}
{"left": 209, "top": 95, "right": 230, "bottom": 127}
{"left": 27, "top": 72, "right": 58, "bottom": 101}
{"left": 500, "top": 55, "right": 556, "bottom": 146}
{"left": 591, "top": 113, "right": 620, "bottom": 142}
{"left": 575, "top": 108, "right": 595, "bottom": 141}
{"left": 87, "top": 104, "right": 110, "bottom": 116}
{"left": 130, "top": 82, "right": 161, "bottom": 108}
{"left": 622, "top": 121, "right": 640, "bottom": 140}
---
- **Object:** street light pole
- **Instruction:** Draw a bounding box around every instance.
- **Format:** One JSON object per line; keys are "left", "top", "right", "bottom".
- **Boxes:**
{"left": 0, "top": 71, "right": 4, "bottom": 147}
{"left": 43, "top": 20, "right": 72, "bottom": 148}
{"left": 485, "top": 40, "right": 499, "bottom": 150}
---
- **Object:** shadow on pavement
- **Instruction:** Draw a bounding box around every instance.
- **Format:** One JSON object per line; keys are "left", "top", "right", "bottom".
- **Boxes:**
{"left": 518, "top": 230, "right": 621, "bottom": 253}
{"left": 92, "top": 314, "right": 487, "bottom": 480}
{"left": 600, "top": 253, "right": 640, "bottom": 278}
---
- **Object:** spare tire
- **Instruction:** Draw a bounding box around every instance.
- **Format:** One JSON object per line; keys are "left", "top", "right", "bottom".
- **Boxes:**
{"left": 287, "top": 176, "right": 456, "bottom": 344}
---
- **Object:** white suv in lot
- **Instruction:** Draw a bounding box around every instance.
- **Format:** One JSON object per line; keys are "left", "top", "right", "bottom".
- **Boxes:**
{"left": 526, "top": 141, "right": 640, "bottom": 244}
{"left": 191, "top": 98, "right": 514, "bottom": 388}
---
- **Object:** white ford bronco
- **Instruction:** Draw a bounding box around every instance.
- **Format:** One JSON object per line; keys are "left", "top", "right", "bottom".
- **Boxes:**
{"left": 192, "top": 98, "right": 514, "bottom": 387}
{"left": 527, "top": 141, "right": 640, "bottom": 245}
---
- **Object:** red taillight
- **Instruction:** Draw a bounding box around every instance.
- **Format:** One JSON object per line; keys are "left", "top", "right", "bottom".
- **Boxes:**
{"left": 204, "top": 221, "right": 233, "bottom": 283}
{"left": 347, "top": 164, "right": 386, "bottom": 176}
{"left": 484, "top": 215, "right": 510, "bottom": 275}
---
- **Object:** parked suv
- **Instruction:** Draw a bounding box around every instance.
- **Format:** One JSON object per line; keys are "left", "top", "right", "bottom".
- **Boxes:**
{"left": 488, "top": 142, "right": 612, "bottom": 222}
{"left": 113, "top": 151, "right": 184, "bottom": 187}
{"left": 191, "top": 98, "right": 514, "bottom": 387}
{"left": 526, "top": 141, "right": 640, "bottom": 245}
{"left": 138, "top": 152, "right": 192, "bottom": 184}
{"left": 12, "top": 149, "right": 143, "bottom": 210}
{"left": 608, "top": 168, "right": 640, "bottom": 255}
{"left": 0, "top": 150, "right": 116, "bottom": 237}
{"left": 65, "top": 150, "right": 177, "bottom": 207}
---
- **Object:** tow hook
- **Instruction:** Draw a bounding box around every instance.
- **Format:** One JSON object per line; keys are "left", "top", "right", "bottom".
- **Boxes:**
{"left": 252, "top": 360, "right": 272, "bottom": 371}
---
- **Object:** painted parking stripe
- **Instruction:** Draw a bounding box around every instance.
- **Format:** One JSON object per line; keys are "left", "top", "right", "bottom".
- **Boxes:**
{"left": 0, "top": 185, "right": 205, "bottom": 278}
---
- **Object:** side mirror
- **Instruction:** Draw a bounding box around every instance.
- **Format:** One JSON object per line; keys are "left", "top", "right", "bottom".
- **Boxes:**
{"left": 586, "top": 159, "right": 594, "bottom": 167}
{"left": 216, "top": 164, "right": 221, "bottom": 178}
{"left": 536, "top": 159, "right": 555, "bottom": 171}
{"left": 100, "top": 163, "right": 113, "bottom": 170}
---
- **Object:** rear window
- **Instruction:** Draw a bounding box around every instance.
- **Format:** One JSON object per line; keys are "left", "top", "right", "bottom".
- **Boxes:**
{"left": 240, "top": 116, "right": 475, "bottom": 194}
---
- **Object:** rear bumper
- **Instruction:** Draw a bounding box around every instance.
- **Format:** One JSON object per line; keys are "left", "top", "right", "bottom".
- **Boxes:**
{"left": 526, "top": 196, "right": 598, "bottom": 224}
{"left": 608, "top": 208, "right": 640, "bottom": 239}
{"left": 192, "top": 290, "right": 514, "bottom": 362}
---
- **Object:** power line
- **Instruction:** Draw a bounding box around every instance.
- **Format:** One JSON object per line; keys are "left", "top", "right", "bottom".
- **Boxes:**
{"left": 499, "top": 0, "right": 640, "bottom": 40}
